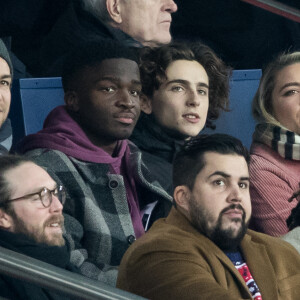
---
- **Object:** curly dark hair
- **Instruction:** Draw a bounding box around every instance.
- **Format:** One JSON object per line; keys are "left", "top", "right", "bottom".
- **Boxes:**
{"left": 139, "top": 41, "right": 232, "bottom": 129}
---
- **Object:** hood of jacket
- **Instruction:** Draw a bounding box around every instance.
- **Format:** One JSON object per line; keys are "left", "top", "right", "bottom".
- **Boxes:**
{"left": 18, "top": 105, "right": 129, "bottom": 164}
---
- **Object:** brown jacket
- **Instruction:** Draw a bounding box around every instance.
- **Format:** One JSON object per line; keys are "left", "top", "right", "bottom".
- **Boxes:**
{"left": 117, "top": 207, "right": 300, "bottom": 300}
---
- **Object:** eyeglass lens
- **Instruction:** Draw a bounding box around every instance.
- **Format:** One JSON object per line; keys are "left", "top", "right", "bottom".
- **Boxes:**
{"left": 40, "top": 186, "right": 66, "bottom": 207}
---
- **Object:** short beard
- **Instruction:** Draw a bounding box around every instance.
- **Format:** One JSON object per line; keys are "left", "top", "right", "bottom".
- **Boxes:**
{"left": 8, "top": 209, "right": 65, "bottom": 247}
{"left": 209, "top": 210, "right": 248, "bottom": 251}
{"left": 189, "top": 201, "right": 248, "bottom": 252}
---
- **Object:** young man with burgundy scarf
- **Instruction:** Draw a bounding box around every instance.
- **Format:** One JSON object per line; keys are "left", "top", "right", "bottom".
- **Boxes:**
{"left": 19, "top": 40, "right": 172, "bottom": 286}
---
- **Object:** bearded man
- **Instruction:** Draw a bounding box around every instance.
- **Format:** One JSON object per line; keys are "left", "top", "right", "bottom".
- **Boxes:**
{"left": 117, "top": 134, "right": 300, "bottom": 300}
{"left": 0, "top": 155, "right": 77, "bottom": 300}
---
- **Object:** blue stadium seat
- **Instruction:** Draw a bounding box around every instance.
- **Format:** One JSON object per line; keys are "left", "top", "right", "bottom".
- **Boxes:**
{"left": 203, "top": 69, "right": 261, "bottom": 149}
{"left": 9, "top": 70, "right": 261, "bottom": 149}
{"left": 10, "top": 77, "right": 64, "bottom": 146}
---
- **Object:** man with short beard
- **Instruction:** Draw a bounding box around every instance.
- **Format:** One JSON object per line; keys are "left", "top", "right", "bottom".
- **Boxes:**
{"left": 0, "top": 155, "right": 77, "bottom": 299}
{"left": 117, "top": 134, "right": 300, "bottom": 300}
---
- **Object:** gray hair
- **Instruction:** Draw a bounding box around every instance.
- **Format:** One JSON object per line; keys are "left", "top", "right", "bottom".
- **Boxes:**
{"left": 252, "top": 51, "right": 300, "bottom": 126}
{"left": 82, "top": 0, "right": 112, "bottom": 24}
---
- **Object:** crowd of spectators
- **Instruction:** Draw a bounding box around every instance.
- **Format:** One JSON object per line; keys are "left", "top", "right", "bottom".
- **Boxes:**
{"left": 0, "top": 1, "right": 299, "bottom": 299}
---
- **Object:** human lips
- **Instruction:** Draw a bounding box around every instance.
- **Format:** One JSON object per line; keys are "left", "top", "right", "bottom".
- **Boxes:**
{"left": 182, "top": 113, "right": 200, "bottom": 123}
{"left": 222, "top": 209, "right": 243, "bottom": 219}
{"left": 47, "top": 224, "right": 62, "bottom": 234}
{"left": 221, "top": 205, "right": 245, "bottom": 221}
{"left": 160, "top": 14, "right": 172, "bottom": 23}
{"left": 45, "top": 216, "right": 64, "bottom": 232}
{"left": 159, "top": 17, "right": 172, "bottom": 27}
{"left": 114, "top": 112, "right": 136, "bottom": 125}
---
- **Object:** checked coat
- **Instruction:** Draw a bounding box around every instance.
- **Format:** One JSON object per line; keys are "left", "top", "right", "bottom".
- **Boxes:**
{"left": 25, "top": 144, "right": 172, "bottom": 286}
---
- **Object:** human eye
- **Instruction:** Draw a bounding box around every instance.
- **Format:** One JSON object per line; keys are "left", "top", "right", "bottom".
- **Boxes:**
{"left": 283, "top": 89, "right": 299, "bottom": 97}
{"left": 0, "top": 80, "right": 10, "bottom": 87}
{"left": 198, "top": 88, "right": 207, "bottom": 96}
{"left": 100, "top": 86, "right": 115, "bottom": 93}
{"left": 171, "top": 85, "right": 184, "bottom": 92}
{"left": 239, "top": 182, "right": 249, "bottom": 189}
{"left": 50, "top": 186, "right": 58, "bottom": 196}
{"left": 130, "top": 89, "right": 141, "bottom": 97}
{"left": 31, "top": 194, "right": 41, "bottom": 202}
{"left": 212, "top": 179, "right": 225, "bottom": 187}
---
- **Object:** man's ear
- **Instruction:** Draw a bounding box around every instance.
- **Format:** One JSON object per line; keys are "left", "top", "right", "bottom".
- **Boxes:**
{"left": 173, "top": 185, "right": 191, "bottom": 212}
{"left": 140, "top": 94, "right": 152, "bottom": 114}
{"left": 106, "top": 0, "right": 122, "bottom": 24}
{"left": 64, "top": 91, "right": 79, "bottom": 112}
{"left": 0, "top": 209, "right": 13, "bottom": 230}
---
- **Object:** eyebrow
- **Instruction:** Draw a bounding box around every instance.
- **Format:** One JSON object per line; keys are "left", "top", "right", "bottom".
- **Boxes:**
{"left": 166, "top": 79, "right": 209, "bottom": 89}
{"left": 208, "top": 171, "right": 249, "bottom": 181}
{"left": 0, "top": 74, "right": 12, "bottom": 80}
{"left": 279, "top": 82, "right": 300, "bottom": 93}
{"left": 25, "top": 183, "right": 57, "bottom": 196}
{"left": 95, "top": 76, "right": 141, "bottom": 86}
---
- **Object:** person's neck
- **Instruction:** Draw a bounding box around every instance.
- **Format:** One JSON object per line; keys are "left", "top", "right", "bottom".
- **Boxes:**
{"left": 85, "top": 132, "right": 118, "bottom": 156}
{"left": 68, "top": 110, "right": 118, "bottom": 156}
{"left": 142, "top": 114, "right": 187, "bottom": 142}
{"left": 223, "top": 247, "right": 240, "bottom": 253}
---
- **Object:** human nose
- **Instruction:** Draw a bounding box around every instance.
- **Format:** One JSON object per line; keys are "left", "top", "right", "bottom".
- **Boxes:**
{"left": 162, "top": 0, "right": 178, "bottom": 13}
{"left": 227, "top": 185, "right": 243, "bottom": 204}
{"left": 49, "top": 194, "right": 63, "bottom": 213}
{"left": 186, "top": 90, "right": 200, "bottom": 107}
{"left": 116, "top": 90, "right": 136, "bottom": 108}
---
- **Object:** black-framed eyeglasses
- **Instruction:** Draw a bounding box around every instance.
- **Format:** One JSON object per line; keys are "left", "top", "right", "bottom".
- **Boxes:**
{"left": 1, "top": 185, "right": 66, "bottom": 208}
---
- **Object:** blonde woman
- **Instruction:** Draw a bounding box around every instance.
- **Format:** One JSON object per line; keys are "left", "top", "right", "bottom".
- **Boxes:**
{"left": 250, "top": 52, "right": 300, "bottom": 237}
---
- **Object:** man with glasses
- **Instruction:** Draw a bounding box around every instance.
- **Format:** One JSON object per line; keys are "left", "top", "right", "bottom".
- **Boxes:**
{"left": 0, "top": 155, "right": 78, "bottom": 299}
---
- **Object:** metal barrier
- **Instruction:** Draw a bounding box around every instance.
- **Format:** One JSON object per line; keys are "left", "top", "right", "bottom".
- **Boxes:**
{"left": 0, "top": 246, "right": 147, "bottom": 300}
{"left": 241, "top": 0, "right": 300, "bottom": 23}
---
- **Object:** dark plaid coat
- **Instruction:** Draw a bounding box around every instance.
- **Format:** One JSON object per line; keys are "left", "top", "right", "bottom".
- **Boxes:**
{"left": 25, "top": 143, "right": 173, "bottom": 286}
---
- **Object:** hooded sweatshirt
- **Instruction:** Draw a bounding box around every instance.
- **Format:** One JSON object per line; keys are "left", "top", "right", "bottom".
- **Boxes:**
{"left": 19, "top": 105, "right": 144, "bottom": 237}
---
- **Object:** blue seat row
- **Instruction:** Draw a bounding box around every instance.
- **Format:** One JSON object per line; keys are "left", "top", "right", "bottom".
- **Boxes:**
{"left": 9, "top": 70, "right": 262, "bottom": 149}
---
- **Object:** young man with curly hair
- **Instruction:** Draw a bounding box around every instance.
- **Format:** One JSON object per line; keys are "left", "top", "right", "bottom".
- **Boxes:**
{"left": 130, "top": 42, "right": 231, "bottom": 194}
